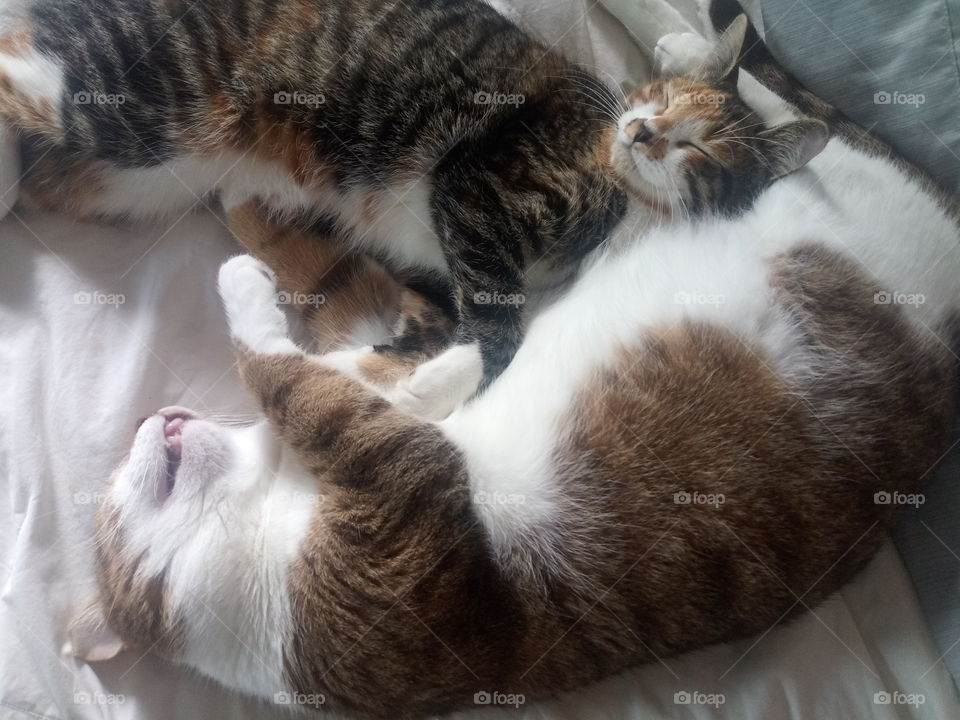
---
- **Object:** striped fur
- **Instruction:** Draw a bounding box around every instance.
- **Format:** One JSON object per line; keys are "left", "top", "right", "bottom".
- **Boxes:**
{"left": 0, "top": 0, "right": 829, "bottom": 398}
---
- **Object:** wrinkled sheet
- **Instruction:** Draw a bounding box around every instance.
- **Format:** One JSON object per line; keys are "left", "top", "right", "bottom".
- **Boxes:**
{"left": 1, "top": 1, "right": 958, "bottom": 718}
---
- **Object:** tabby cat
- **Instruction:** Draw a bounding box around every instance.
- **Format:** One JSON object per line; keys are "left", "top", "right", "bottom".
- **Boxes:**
{"left": 0, "top": 0, "right": 824, "bottom": 419}
{"left": 48, "top": 4, "right": 960, "bottom": 718}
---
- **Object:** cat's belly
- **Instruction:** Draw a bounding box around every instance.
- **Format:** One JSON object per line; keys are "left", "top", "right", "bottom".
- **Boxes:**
{"left": 88, "top": 153, "right": 450, "bottom": 276}
{"left": 222, "top": 157, "right": 450, "bottom": 276}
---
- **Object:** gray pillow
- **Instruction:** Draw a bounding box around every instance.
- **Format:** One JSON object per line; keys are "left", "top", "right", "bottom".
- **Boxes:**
{"left": 759, "top": 0, "right": 960, "bottom": 193}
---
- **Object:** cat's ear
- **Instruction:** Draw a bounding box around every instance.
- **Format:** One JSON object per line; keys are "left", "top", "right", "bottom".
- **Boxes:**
{"left": 759, "top": 119, "right": 830, "bottom": 179}
{"left": 696, "top": 14, "right": 748, "bottom": 84}
{"left": 63, "top": 597, "right": 128, "bottom": 662}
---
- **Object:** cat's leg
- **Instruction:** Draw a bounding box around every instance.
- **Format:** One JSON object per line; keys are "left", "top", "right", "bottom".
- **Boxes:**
{"left": 380, "top": 193, "right": 529, "bottom": 420}
{"left": 226, "top": 199, "right": 401, "bottom": 352}
{"left": 218, "top": 255, "right": 458, "bottom": 424}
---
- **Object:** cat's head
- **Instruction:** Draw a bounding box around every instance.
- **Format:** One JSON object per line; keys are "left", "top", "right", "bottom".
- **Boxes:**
{"left": 65, "top": 407, "right": 307, "bottom": 697}
{"left": 607, "top": 16, "right": 828, "bottom": 216}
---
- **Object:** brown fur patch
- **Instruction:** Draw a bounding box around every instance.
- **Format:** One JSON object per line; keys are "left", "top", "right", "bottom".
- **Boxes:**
{"left": 227, "top": 200, "right": 401, "bottom": 352}
{"left": 16, "top": 146, "right": 106, "bottom": 215}
{"left": 94, "top": 501, "right": 183, "bottom": 659}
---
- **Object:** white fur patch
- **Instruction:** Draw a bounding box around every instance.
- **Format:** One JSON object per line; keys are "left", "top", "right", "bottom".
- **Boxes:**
{"left": 387, "top": 342, "right": 484, "bottom": 421}
{"left": 218, "top": 254, "right": 300, "bottom": 355}
{"left": 0, "top": 45, "right": 64, "bottom": 114}
{"left": 654, "top": 31, "right": 712, "bottom": 76}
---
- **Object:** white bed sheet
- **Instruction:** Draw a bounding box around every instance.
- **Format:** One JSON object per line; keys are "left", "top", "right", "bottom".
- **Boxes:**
{"left": 0, "top": 1, "right": 957, "bottom": 718}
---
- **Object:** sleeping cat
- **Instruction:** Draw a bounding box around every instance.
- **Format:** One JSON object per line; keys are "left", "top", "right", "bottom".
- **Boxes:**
{"left": 0, "top": 0, "right": 825, "bottom": 419}
{"left": 60, "top": 7, "right": 959, "bottom": 719}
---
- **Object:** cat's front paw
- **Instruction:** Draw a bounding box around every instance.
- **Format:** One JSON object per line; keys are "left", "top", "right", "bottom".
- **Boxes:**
{"left": 217, "top": 255, "right": 298, "bottom": 354}
{"left": 654, "top": 32, "right": 713, "bottom": 77}
{"left": 387, "top": 343, "right": 483, "bottom": 421}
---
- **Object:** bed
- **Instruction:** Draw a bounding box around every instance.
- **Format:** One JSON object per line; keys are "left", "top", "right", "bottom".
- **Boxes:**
{"left": 1, "top": 1, "right": 958, "bottom": 718}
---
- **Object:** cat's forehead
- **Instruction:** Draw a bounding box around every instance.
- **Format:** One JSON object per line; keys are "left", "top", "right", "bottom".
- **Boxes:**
{"left": 630, "top": 78, "right": 738, "bottom": 117}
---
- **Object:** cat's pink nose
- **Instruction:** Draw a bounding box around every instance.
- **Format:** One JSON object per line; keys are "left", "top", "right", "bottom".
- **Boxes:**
{"left": 164, "top": 416, "right": 187, "bottom": 438}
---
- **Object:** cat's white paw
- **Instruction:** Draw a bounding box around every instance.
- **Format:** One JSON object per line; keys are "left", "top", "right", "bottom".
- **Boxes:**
{"left": 0, "top": 126, "right": 20, "bottom": 220}
{"left": 654, "top": 32, "right": 713, "bottom": 77}
{"left": 387, "top": 343, "right": 483, "bottom": 421}
{"left": 217, "top": 255, "right": 299, "bottom": 355}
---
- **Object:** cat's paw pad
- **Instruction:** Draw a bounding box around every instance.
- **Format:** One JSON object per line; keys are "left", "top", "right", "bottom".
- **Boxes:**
{"left": 217, "top": 255, "right": 297, "bottom": 354}
{"left": 387, "top": 343, "right": 483, "bottom": 421}
{"left": 654, "top": 32, "right": 713, "bottom": 77}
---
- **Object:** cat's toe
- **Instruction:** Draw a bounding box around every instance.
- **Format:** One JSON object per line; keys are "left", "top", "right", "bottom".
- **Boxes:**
{"left": 654, "top": 32, "right": 713, "bottom": 77}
